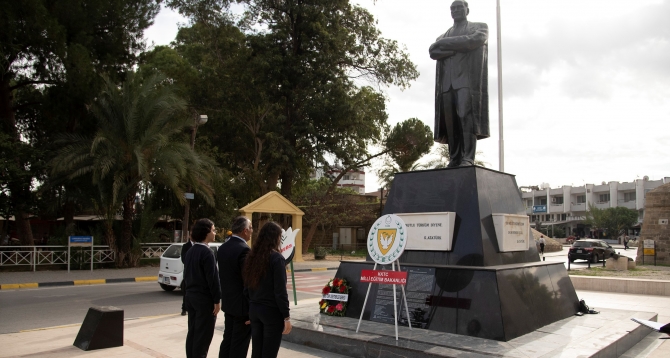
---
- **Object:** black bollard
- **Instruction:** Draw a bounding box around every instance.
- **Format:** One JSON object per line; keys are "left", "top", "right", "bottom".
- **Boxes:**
{"left": 588, "top": 255, "right": 591, "bottom": 269}
{"left": 73, "top": 306, "right": 124, "bottom": 351}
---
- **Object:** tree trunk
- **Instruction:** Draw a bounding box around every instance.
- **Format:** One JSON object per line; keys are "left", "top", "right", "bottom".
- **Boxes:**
{"left": 302, "top": 224, "right": 318, "bottom": 254}
{"left": 117, "top": 193, "right": 136, "bottom": 267}
{"left": 15, "top": 210, "right": 34, "bottom": 246}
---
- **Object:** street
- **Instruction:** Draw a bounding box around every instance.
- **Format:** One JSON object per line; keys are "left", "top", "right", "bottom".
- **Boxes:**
{"left": 0, "top": 270, "right": 334, "bottom": 334}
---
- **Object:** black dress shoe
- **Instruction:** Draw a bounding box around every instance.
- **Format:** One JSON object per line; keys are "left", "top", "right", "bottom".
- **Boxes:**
{"left": 181, "top": 310, "right": 187, "bottom": 316}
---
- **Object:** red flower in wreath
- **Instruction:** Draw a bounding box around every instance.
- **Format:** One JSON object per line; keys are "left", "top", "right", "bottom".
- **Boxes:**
{"left": 336, "top": 303, "right": 344, "bottom": 311}
{"left": 327, "top": 305, "right": 336, "bottom": 313}
{"left": 322, "top": 286, "right": 331, "bottom": 295}
{"left": 332, "top": 278, "right": 340, "bottom": 286}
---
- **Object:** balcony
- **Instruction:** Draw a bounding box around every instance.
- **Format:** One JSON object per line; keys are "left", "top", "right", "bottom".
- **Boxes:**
{"left": 571, "top": 203, "right": 586, "bottom": 212}
{"left": 549, "top": 204, "right": 565, "bottom": 213}
{"left": 619, "top": 182, "right": 635, "bottom": 190}
{"left": 618, "top": 200, "right": 636, "bottom": 210}
{"left": 595, "top": 202, "right": 610, "bottom": 209}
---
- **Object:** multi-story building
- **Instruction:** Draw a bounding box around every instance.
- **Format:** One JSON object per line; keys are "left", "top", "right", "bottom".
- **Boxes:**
{"left": 520, "top": 176, "right": 669, "bottom": 242}
{"left": 311, "top": 166, "right": 366, "bottom": 194}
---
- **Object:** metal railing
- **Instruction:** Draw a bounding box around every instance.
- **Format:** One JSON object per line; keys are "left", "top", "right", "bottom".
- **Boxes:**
{"left": 0, "top": 245, "right": 115, "bottom": 271}
{"left": 140, "top": 243, "right": 172, "bottom": 259}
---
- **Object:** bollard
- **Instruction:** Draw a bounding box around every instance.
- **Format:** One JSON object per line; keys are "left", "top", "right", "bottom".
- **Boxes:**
{"left": 588, "top": 255, "right": 591, "bottom": 269}
{"left": 567, "top": 259, "right": 570, "bottom": 271}
{"left": 73, "top": 306, "right": 124, "bottom": 351}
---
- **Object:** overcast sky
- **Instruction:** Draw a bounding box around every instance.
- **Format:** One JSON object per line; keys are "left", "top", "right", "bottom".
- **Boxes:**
{"left": 145, "top": 0, "right": 670, "bottom": 191}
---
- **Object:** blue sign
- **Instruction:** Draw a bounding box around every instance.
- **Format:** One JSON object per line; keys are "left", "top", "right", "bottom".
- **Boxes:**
{"left": 532, "top": 205, "right": 547, "bottom": 213}
{"left": 69, "top": 236, "right": 93, "bottom": 247}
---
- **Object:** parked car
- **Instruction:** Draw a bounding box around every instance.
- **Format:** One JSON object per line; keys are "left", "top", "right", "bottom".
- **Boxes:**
{"left": 568, "top": 239, "right": 615, "bottom": 263}
{"left": 158, "top": 242, "right": 222, "bottom": 291}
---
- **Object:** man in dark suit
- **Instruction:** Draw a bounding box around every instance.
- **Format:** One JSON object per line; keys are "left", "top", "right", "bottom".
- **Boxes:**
{"left": 429, "top": 0, "right": 489, "bottom": 167}
{"left": 181, "top": 238, "right": 194, "bottom": 316}
{"left": 217, "top": 216, "right": 252, "bottom": 358}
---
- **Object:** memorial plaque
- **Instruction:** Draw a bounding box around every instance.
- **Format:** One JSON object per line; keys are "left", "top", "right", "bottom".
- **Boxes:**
{"left": 492, "top": 214, "right": 530, "bottom": 252}
{"left": 369, "top": 281, "right": 399, "bottom": 324}
{"left": 398, "top": 267, "right": 435, "bottom": 328}
{"left": 369, "top": 266, "right": 435, "bottom": 327}
{"left": 397, "top": 212, "right": 456, "bottom": 251}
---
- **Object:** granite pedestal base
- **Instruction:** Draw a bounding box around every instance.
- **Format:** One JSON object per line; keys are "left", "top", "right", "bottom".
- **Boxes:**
{"left": 284, "top": 301, "right": 656, "bottom": 358}
{"left": 336, "top": 261, "right": 579, "bottom": 341}
{"left": 335, "top": 166, "right": 580, "bottom": 340}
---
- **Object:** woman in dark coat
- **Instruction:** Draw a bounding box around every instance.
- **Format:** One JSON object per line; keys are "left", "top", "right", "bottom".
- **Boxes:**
{"left": 242, "top": 222, "right": 292, "bottom": 358}
{"left": 184, "top": 218, "right": 221, "bottom": 358}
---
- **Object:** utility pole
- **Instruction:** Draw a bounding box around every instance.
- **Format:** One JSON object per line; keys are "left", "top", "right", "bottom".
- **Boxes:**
{"left": 182, "top": 114, "right": 208, "bottom": 242}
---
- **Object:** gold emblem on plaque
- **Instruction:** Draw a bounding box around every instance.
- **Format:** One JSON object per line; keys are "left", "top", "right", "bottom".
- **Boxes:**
{"left": 377, "top": 229, "right": 397, "bottom": 255}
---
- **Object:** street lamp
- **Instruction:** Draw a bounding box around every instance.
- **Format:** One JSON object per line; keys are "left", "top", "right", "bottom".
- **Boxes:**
{"left": 182, "top": 114, "right": 208, "bottom": 242}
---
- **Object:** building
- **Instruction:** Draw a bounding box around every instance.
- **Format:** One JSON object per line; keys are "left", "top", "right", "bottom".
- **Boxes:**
{"left": 311, "top": 166, "right": 366, "bottom": 194}
{"left": 520, "top": 176, "right": 670, "bottom": 242}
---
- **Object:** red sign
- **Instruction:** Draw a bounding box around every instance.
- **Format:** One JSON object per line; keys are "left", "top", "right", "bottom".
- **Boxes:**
{"left": 360, "top": 270, "right": 408, "bottom": 285}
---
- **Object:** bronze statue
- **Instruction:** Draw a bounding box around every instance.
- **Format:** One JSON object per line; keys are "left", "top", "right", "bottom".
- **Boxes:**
{"left": 429, "top": 0, "right": 489, "bottom": 167}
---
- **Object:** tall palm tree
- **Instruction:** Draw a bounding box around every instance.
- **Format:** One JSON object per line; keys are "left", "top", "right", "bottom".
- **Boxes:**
{"left": 51, "top": 72, "right": 218, "bottom": 267}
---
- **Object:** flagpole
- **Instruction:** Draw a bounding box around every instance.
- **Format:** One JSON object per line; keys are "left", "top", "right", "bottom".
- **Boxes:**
{"left": 496, "top": 0, "right": 504, "bottom": 172}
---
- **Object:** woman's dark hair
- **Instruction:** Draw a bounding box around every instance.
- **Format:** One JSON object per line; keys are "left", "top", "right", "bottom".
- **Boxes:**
{"left": 242, "top": 221, "right": 282, "bottom": 289}
{"left": 191, "top": 218, "right": 214, "bottom": 242}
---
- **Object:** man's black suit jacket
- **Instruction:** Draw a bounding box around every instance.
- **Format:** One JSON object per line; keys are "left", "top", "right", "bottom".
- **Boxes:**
{"left": 217, "top": 236, "right": 250, "bottom": 318}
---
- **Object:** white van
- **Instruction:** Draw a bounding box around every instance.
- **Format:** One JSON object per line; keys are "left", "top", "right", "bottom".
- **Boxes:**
{"left": 157, "top": 242, "right": 222, "bottom": 291}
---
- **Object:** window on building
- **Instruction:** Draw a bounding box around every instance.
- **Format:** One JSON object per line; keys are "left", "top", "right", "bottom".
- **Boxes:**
{"left": 531, "top": 215, "right": 536, "bottom": 221}
{"left": 561, "top": 214, "right": 567, "bottom": 221}
{"left": 539, "top": 198, "right": 547, "bottom": 205}
{"left": 343, "top": 175, "right": 350, "bottom": 180}
{"left": 525, "top": 199, "right": 532, "bottom": 207}
{"left": 577, "top": 195, "right": 586, "bottom": 204}
{"left": 552, "top": 196, "right": 563, "bottom": 204}
{"left": 624, "top": 192, "right": 636, "bottom": 202}
{"left": 599, "top": 193, "right": 610, "bottom": 203}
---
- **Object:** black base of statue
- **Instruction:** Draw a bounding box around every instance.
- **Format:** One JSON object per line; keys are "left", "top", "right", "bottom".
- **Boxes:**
{"left": 73, "top": 306, "right": 124, "bottom": 350}
{"left": 337, "top": 166, "right": 579, "bottom": 341}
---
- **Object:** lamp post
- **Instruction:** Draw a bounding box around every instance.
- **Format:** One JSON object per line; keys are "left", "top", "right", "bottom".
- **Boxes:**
{"left": 182, "top": 114, "right": 208, "bottom": 242}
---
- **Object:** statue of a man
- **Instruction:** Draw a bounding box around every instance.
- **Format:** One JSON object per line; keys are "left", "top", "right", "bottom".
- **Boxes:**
{"left": 429, "top": 0, "right": 489, "bottom": 167}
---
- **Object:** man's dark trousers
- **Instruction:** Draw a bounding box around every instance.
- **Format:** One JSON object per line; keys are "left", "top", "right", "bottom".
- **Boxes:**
{"left": 220, "top": 313, "right": 251, "bottom": 358}
{"left": 185, "top": 294, "right": 217, "bottom": 358}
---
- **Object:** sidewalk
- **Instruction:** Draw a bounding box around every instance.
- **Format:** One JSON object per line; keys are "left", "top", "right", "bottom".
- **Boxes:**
{"left": 1, "top": 294, "right": 668, "bottom": 358}
{"left": 0, "top": 299, "right": 347, "bottom": 358}
{"left": 0, "top": 259, "right": 347, "bottom": 288}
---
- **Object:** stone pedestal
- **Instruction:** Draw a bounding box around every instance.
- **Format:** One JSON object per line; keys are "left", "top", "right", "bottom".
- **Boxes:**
{"left": 335, "top": 167, "right": 579, "bottom": 341}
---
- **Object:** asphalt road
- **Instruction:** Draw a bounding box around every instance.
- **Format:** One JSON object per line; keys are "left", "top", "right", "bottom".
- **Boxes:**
{"left": 0, "top": 271, "right": 332, "bottom": 334}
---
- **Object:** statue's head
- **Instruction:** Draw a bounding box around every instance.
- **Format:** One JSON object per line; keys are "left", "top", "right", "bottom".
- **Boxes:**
{"left": 451, "top": 0, "right": 469, "bottom": 21}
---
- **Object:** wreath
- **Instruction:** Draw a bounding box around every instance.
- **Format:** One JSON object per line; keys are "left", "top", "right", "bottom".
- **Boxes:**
{"left": 319, "top": 277, "right": 350, "bottom": 316}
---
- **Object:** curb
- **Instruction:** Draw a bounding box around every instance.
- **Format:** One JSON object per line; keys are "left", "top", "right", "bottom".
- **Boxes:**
{"left": 0, "top": 276, "right": 158, "bottom": 290}
{"left": 0, "top": 268, "right": 338, "bottom": 290}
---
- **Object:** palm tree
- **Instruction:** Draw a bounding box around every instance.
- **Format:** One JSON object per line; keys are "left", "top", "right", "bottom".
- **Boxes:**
{"left": 51, "top": 72, "right": 218, "bottom": 267}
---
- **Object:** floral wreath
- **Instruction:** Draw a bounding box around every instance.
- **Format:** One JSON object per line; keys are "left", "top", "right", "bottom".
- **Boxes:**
{"left": 319, "top": 277, "right": 350, "bottom": 316}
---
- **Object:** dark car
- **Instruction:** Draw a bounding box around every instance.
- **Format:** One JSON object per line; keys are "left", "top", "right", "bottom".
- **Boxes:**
{"left": 568, "top": 239, "right": 615, "bottom": 263}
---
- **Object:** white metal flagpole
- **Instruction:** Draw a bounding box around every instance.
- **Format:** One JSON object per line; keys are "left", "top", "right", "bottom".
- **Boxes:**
{"left": 396, "top": 260, "right": 412, "bottom": 331}
{"left": 497, "top": 0, "right": 505, "bottom": 172}
{"left": 356, "top": 262, "right": 377, "bottom": 333}
{"left": 392, "top": 261, "right": 399, "bottom": 341}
